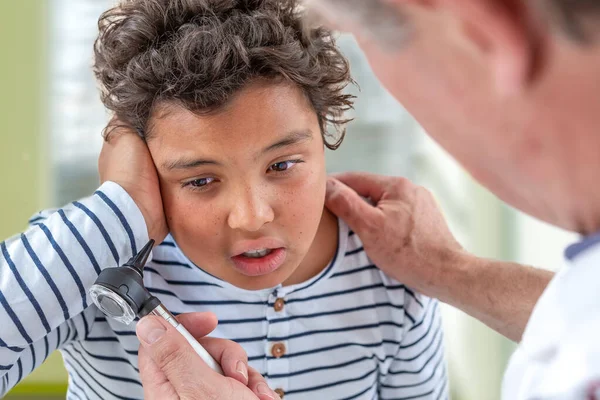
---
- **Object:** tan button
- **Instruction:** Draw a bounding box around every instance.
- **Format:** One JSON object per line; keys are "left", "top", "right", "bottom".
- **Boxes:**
{"left": 271, "top": 342, "right": 286, "bottom": 358}
{"left": 274, "top": 388, "right": 285, "bottom": 398}
{"left": 273, "top": 298, "right": 285, "bottom": 312}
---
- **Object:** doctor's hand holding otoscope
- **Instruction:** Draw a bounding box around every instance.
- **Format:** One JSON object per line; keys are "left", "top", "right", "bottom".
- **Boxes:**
{"left": 89, "top": 238, "right": 223, "bottom": 374}
{"left": 98, "top": 125, "right": 282, "bottom": 400}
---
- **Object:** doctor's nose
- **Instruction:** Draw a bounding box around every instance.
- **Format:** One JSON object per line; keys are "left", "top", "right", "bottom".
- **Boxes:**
{"left": 227, "top": 187, "right": 274, "bottom": 232}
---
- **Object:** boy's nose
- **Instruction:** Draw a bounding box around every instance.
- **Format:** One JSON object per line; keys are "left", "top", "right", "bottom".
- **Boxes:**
{"left": 227, "top": 187, "right": 274, "bottom": 232}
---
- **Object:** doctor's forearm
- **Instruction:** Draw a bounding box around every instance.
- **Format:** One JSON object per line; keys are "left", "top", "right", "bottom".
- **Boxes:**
{"left": 432, "top": 251, "right": 554, "bottom": 342}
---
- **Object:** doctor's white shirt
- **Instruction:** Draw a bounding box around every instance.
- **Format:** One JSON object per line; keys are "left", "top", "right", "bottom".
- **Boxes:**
{"left": 503, "top": 235, "right": 600, "bottom": 399}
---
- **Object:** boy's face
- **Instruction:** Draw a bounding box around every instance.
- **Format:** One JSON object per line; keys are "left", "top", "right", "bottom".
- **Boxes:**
{"left": 147, "top": 81, "right": 335, "bottom": 290}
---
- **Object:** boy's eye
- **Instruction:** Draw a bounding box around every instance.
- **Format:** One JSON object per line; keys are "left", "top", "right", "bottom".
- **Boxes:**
{"left": 268, "top": 160, "right": 299, "bottom": 172}
{"left": 188, "top": 177, "right": 215, "bottom": 187}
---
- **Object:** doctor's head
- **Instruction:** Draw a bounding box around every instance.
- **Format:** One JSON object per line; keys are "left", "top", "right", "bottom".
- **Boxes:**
{"left": 93, "top": 0, "right": 354, "bottom": 289}
{"left": 310, "top": 0, "right": 600, "bottom": 235}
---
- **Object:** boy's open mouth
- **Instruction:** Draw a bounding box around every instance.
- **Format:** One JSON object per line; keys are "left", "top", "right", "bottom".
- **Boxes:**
{"left": 241, "top": 248, "right": 273, "bottom": 258}
{"left": 231, "top": 237, "right": 287, "bottom": 276}
{"left": 231, "top": 241, "right": 287, "bottom": 277}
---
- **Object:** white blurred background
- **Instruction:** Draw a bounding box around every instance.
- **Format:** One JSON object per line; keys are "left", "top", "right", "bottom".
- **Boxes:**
{"left": 0, "top": 1, "right": 575, "bottom": 398}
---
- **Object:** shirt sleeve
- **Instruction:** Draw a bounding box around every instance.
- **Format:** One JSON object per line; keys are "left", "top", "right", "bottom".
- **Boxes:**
{"left": 379, "top": 289, "right": 449, "bottom": 399}
{"left": 0, "top": 181, "right": 148, "bottom": 396}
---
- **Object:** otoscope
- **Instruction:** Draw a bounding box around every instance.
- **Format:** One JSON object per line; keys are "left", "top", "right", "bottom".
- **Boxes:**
{"left": 89, "top": 239, "right": 223, "bottom": 374}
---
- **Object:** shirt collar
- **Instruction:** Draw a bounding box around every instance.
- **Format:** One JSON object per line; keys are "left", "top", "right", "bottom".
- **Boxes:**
{"left": 564, "top": 230, "right": 600, "bottom": 261}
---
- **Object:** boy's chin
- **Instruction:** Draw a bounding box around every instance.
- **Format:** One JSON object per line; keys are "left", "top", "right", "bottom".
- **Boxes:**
{"left": 226, "top": 266, "right": 295, "bottom": 291}
{"left": 231, "top": 271, "right": 290, "bottom": 291}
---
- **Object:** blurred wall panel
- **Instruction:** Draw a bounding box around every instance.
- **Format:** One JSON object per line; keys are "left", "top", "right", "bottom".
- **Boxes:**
{"left": 0, "top": 1, "right": 69, "bottom": 398}
{"left": 0, "top": 1, "right": 48, "bottom": 238}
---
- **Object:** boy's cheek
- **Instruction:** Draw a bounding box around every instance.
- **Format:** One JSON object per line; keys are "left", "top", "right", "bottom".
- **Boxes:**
{"left": 279, "top": 178, "right": 326, "bottom": 224}
{"left": 162, "top": 192, "right": 209, "bottom": 234}
{"left": 286, "top": 164, "right": 327, "bottom": 192}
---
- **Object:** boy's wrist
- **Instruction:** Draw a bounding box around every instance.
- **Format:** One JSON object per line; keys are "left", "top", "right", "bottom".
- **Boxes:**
{"left": 97, "top": 181, "right": 153, "bottom": 249}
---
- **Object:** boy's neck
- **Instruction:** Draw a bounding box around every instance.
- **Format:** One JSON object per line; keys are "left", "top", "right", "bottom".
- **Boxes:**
{"left": 283, "top": 208, "right": 339, "bottom": 286}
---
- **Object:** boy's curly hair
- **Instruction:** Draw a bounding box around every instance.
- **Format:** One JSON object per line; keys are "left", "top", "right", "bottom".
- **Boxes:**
{"left": 93, "top": 0, "right": 355, "bottom": 149}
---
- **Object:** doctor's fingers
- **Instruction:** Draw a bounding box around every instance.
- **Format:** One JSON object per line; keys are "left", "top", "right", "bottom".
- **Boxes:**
{"left": 173, "top": 312, "right": 250, "bottom": 384}
{"left": 174, "top": 311, "right": 219, "bottom": 336}
{"left": 248, "top": 366, "right": 282, "bottom": 400}
{"left": 331, "top": 172, "right": 417, "bottom": 202}
{"left": 175, "top": 313, "right": 278, "bottom": 399}
{"left": 197, "top": 337, "right": 250, "bottom": 385}
{"left": 136, "top": 315, "right": 231, "bottom": 398}
{"left": 138, "top": 344, "right": 178, "bottom": 400}
{"left": 325, "top": 177, "right": 385, "bottom": 236}
{"left": 139, "top": 343, "right": 260, "bottom": 400}
{"left": 329, "top": 172, "right": 390, "bottom": 202}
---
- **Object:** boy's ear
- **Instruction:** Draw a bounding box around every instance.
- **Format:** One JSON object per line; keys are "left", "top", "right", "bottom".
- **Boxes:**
{"left": 441, "top": 0, "right": 535, "bottom": 95}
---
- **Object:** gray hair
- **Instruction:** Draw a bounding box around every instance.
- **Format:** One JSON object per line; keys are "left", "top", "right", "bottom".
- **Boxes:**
{"left": 547, "top": 0, "right": 600, "bottom": 43}
{"left": 311, "top": 0, "right": 600, "bottom": 45}
{"left": 304, "top": 0, "right": 412, "bottom": 50}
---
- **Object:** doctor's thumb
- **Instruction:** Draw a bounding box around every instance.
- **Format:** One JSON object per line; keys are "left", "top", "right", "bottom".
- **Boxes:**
{"left": 325, "top": 178, "right": 379, "bottom": 235}
{"left": 137, "top": 316, "right": 166, "bottom": 345}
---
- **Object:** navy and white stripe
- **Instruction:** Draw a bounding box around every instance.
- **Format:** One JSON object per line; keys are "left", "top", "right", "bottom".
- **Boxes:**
{"left": 0, "top": 182, "right": 448, "bottom": 399}
{"left": 80, "top": 219, "right": 447, "bottom": 399}
{"left": 0, "top": 182, "right": 149, "bottom": 397}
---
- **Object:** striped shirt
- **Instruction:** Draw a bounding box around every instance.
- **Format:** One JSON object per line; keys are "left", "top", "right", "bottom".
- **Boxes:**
{"left": 0, "top": 182, "right": 448, "bottom": 399}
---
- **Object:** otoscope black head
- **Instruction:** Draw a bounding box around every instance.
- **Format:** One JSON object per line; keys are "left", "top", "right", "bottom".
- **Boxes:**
{"left": 124, "top": 239, "right": 155, "bottom": 274}
{"left": 89, "top": 239, "right": 156, "bottom": 324}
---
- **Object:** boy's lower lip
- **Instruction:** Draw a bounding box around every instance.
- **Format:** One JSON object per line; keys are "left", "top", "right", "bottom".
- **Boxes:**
{"left": 231, "top": 248, "right": 287, "bottom": 277}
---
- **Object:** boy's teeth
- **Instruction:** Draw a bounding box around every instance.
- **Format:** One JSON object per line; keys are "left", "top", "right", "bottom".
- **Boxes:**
{"left": 242, "top": 249, "right": 272, "bottom": 258}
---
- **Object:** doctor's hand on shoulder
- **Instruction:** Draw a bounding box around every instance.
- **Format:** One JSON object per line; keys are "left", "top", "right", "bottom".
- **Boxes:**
{"left": 136, "top": 312, "right": 281, "bottom": 400}
{"left": 98, "top": 120, "right": 168, "bottom": 244}
{"left": 325, "top": 171, "right": 464, "bottom": 296}
{"left": 325, "top": 171, "right": 553, "bottom": 343}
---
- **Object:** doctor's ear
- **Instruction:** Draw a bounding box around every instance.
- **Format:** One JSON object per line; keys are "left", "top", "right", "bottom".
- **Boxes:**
{"left": 438, "top": 0, "right": 537, "bottom": 95}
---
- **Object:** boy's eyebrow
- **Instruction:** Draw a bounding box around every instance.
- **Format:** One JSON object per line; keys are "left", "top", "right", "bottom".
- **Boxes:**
{"left": 162, "top": 158, "right": 221, "bottom": 171}
{"left": 163, "top": 130, "right": 313, "bottom": 171}
{"left": 262, "top": 130, "right": 313, "bottom": 154}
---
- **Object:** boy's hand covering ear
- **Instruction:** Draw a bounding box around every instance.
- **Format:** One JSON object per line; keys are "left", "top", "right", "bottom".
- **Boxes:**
{"left": 137, "top": 312, "right": 281, "bottom": 400}
{"left": 98, "top": 123, "right": 168, "bottom": 244}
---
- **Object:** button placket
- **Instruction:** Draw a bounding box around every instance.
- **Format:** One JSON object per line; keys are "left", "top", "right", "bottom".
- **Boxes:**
{"left": 265, "top": 290, "right": 290, "bottom": 394}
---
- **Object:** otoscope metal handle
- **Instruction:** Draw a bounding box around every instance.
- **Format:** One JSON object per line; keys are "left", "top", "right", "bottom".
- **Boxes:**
{"left": 151, "top": 304, "right": 224, "bottom": 374}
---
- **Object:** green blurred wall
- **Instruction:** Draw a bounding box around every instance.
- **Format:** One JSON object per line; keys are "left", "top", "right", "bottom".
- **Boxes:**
{"left": 0, "top": 0, "right": 68, "bottom": 397}
{"left": 0, "top": 0, "right": 47, "bottom": 234}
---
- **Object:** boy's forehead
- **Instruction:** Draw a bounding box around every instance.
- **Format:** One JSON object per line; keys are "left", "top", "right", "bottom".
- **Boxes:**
{"left": 146, "top": 83, "right": 321, "bottom": 164}
{"left": 148, "top": 82, "right": 319, "bottom": 142}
